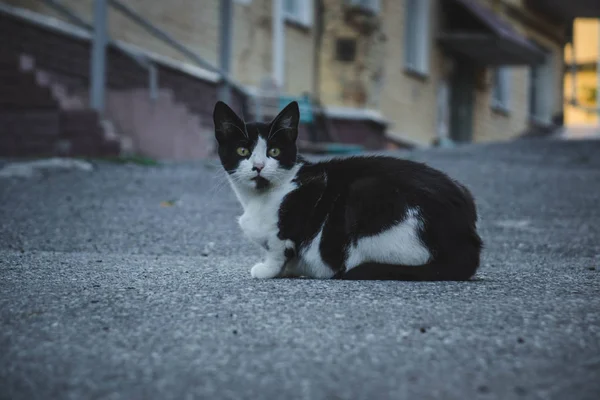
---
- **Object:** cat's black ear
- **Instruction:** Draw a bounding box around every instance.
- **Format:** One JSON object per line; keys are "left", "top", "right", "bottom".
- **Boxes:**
{"left": 213, "top": 101, "right": 246, "bottom": 143}
{"left": 268, "top": 101, "right": 300, "bottom": 143}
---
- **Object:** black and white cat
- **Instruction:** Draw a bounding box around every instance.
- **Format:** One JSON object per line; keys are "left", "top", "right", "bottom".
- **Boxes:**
{"left": 213, "top": 100, "right": 483, "bottom": 280}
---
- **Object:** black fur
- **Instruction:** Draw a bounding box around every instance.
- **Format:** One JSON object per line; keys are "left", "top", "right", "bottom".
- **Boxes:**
{"left": 278, "top": 156, "right": 483, "bottom": 280}
{"left": 213, "top": 101, "right": 483, "bottom": 281}
{"left": 213, "top": 101, "right": 298, "bottom": 175}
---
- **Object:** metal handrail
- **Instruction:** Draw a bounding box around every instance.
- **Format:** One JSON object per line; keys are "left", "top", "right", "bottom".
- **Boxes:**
{"left": 38, "top": 0, "right": 158, "bottom": 100}
{"left": 107, "top": 0, "right": 245, "bottom": 94}
{"left": 39, "top": 0, "right": 148, "bottom": 68}
{"left": 38, "top": 0, "right": 250, "bottom": 115}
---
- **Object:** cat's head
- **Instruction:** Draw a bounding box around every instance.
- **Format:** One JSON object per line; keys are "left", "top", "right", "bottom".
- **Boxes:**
{"left": 213, "top": 100, "right": 300, "bottom": 191}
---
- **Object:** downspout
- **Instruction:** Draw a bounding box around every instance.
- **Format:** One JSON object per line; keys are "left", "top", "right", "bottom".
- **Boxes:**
{"left": 90, "top": 0, "right": 108, "bottom": 115}
{"left": 570, "top": 23, "right": 577, "bottom": 107}
{"left": 219, "top": 0, "right": 233, "bottom": 105}
{"left": 312, "top": 0, "right": 324, "bottom": 100}
{"left": 310, "top": 0, "right": 325, "bottom": 142}
{"left": 272, "top": 0, "right": 285, "bottom": 89}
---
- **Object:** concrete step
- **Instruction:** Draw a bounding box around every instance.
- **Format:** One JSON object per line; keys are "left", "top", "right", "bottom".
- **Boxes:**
{"left": 558, "top": 125, "right": 600, "bottom": 140}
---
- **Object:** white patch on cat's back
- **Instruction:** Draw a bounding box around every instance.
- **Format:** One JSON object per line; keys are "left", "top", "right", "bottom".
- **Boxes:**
{"left": 345, "top": 208, "right": 431, "bottom": 270}
{"left": 297, "top": 224, "right": 334, "bottom": 279}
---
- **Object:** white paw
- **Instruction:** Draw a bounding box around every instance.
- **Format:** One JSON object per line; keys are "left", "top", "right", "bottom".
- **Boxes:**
{"left": 250, "top": 262, "right": 280, "bottom": 279}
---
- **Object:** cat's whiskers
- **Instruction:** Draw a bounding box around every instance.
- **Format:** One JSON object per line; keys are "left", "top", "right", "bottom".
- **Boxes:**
{"left": 201, "top": 171, "right": 238, "bottom": 207}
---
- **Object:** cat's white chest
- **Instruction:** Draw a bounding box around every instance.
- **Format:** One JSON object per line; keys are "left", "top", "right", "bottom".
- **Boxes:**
{"left": 238, "top": 197, "right": 280, "bottom": 246}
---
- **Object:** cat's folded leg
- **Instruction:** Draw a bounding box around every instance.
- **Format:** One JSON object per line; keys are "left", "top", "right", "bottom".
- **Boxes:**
{"left": 276, "top": 258, "right": 302, "bottom": 278}
{"left": 250, "top": 237, "right": 295, "bottom": 279}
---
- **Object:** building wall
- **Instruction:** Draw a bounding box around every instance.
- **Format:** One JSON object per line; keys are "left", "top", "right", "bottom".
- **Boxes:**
{"left": 318, "top": 0, "right": 566, "bottom": 145}
{"left": 471, "top": 67, "right": 531, "bottom": 143}
{"left": 316, "top": 0, "right": 386, "bottom": 108}
{"left": 4, "top": 0, "right": 316, "bottom": 95}
{"left": 472, "top": 1, "right": 565, "bottom": 142}
{"left": 377, "top": 0, "right": 441, "bottom": 146}
{"left": 568, "top": 18, "right": 599, "bottom": 64}
{"left": 564, "top": 19, "right": 599, "bottom": 125}
{"left": 564, "top": 70, "right": 598, "bottom": 124}
{"left": 522, "top": 11, "right": 566, "bottom": 119}
{"left": 317, "top": 0, "right": 441, "bottom": 145}
{"left": 6, "top": 0, "right": 568, "bottom": 146}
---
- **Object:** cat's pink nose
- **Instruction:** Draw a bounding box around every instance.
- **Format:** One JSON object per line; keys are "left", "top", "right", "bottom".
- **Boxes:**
{"left": 252, "top": 162, "right": 265, "bottom": 173}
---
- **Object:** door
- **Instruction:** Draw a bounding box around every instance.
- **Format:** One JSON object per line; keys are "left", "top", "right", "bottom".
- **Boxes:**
{"left": 436, "top": 79, "right": 450, "bottom": 143}
{"left": 449, "top": 57, "right": 476, "bottom": 143}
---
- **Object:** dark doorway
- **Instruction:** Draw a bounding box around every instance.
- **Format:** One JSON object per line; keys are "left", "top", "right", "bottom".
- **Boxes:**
{"left": 449, "top": 57, "right": 476, "bottom": 142}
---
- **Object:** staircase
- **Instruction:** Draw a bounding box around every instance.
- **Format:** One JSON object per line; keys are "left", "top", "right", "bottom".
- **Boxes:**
{"left": 0, "top": 5, "right": 226, "bottom": 161}
{"left": 0, "top": 51, "right": 120, "bottom": 158}
{"left": 0, "top": 49, "right": 216, "bottom": 160}
{"left": 105, "top": 89, "right": 210, "bottom": 160}
{"left": 556, "top": 125, "right": 600, "bottom": 140}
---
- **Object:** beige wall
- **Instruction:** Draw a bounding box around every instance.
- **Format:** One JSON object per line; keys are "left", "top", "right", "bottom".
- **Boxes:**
{"left": 473, "top": 4, "right": 565, "bottom": 142}
{"left": 316, "top": 0, "right": 554, "bottom": 145}
{"left": 472, "top": 68, "right": 531, "bottom": 143}
{"left": 565, "top": 70, "right": 599, "bottom": 124}
{"left": 5, "top": 0, "right": 315, "bottom": 94}
{"left": 377, "top": 0, "right": 441, "bottom": 145}
{"left": 569, "top": 18, "right": 599, "bottom": 63}
{"left": 526, "top": 19, "right": 566, "bottom": 118}
{"left": 284, "top": 21, "right": 317, "bottom": 95}
{"left": 376, "top": 0, "right": 564, "bottom": 144}
{"left": 317, "top": 0, "right": 442, "bottom": 145}
{"left": 6, "top": 0, "right": 222, "bottom": 65}
{"left": 316, "top": 0, "right": 385, "bottom": 108}
{"left": 564, "top": 19, "right": 599, "bottom": 125}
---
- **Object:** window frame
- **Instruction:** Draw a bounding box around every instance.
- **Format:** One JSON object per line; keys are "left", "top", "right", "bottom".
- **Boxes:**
{"left": 283, "top": 0, "right": 313, "bottom": 27}
{"left": 528, "top": 48, "right": 554, "bottom": 125}
{"left": 346, "top": 0, "right": 381, "bottom": 14}
{"left": 403, "top": 0, "right": 431, "bottom": 77}
{"left": 491, "top": 67, "right": 512, "bottom": 114}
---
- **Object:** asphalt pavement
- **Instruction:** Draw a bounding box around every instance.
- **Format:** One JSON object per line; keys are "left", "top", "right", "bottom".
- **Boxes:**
{"left": 1, "top": 138, "right": 599, "bottom": 400}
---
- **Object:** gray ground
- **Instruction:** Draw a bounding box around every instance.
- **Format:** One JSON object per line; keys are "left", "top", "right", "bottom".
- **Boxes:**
{"left": 1, "top": 138, "right": 599, "bottom": 400}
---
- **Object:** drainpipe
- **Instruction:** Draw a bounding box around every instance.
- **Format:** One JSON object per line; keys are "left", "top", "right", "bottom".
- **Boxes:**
{"left": 219, "top": 0, "right": 233, "bottom": 105}
{"left": 272, "top": 0, "right": 285, "bottom": 89}
{"left": 90, "top": 0, "right": 108, "bottom": 115}
{"left": 312, "top": 0, "right": 323, "bottom": 99}
{"left": 570, "top": 38, "right": 577, "bottom": 106}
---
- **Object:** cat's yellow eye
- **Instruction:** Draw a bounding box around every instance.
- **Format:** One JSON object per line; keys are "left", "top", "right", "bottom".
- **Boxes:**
{"left": 268, "top": 148, "right": 281, "bottom": 157}
{"left": 236, "top": 147, "right": 250, "bottom": 157}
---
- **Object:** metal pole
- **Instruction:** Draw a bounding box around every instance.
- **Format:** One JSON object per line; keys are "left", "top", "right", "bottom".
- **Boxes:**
{"left": 108, "top": 0, "right": 229, "bottom": 83}
{"left": 219, "top": 0, "right": 233, "bottom": 105}
{"left": 272, "top": 0, "right": 284, "bottom": 89}
{"left": 90, "top": 0, "right": 108, "bottom": 114}
{"left": 149, "top": 64, "right": 158, "bottom": 101}
{"left": 570, "top": 42, "right": 577, "bottom": 105}
{"left": 39, "top": 0, "right": 150, "bottom": 69}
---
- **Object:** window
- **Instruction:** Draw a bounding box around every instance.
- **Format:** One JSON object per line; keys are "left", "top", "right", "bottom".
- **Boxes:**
{"left": 335, "top": 38, "right": 357, "bottom": 62}
{"left": 283, "top": 0, "right": 313, "bottom": 26}
{"left": 529, "top": 52, "right": 553, "bottom": 124}
{"left": 346, "top": 0, "right": 381, "bottom": 14}
{"left": 491, "top": 67, "right": 511, "bottom": 112}
{"left": 404, "top": 0, "right": 430, "bottom": 75}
